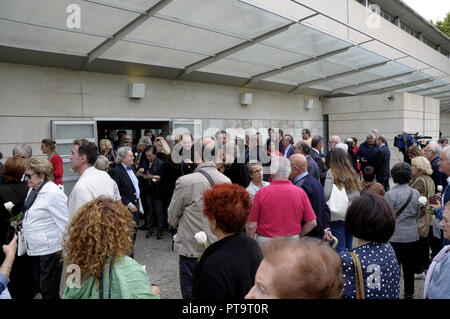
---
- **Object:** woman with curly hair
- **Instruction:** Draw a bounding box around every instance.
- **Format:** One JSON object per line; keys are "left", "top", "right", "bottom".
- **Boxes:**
{"left": 63, "top": 197, "right": 160, "bottom": 299}
{"left": 192, "top": 183, "right": 262, "bottom": 299}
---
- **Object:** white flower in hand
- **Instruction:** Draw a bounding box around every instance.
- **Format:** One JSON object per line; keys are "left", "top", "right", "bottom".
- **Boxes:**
{"left": 4, "top": 201, "right": 14, "bottom": 211}
{"left": 194, "top": 231, "right": 208, "bottom": 261}
{"left": 418, "top": 196, "right": 428, "bottom": 207}
{"left": 437, "top": 185, "right": 443, "bottom": 193}
{"left": 194, "top": 231, "right": 207, "bottom": 245}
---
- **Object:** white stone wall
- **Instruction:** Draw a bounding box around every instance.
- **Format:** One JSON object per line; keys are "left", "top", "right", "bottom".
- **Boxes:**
{"left": 0, "top": 62, "right": 324, "bottom": 160}
{"left": 324, "top": 92, "right": 441, "bottom": 167}
{"left": 441, "top": 112, "right": 450, "bottom": 139}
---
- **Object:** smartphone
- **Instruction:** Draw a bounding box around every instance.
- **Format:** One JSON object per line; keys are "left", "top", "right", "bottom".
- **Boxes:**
{"left": 3, "top": 225, "right": 16, "bottom": 245}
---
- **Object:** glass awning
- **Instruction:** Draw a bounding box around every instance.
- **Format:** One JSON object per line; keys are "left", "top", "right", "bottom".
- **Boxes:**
{"left": 0, "top": 0, "right": 449, "bottom": 107}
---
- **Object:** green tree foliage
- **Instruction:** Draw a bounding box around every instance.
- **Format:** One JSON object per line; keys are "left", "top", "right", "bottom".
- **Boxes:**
{"left": 430, "top": 12, "right": 450, "bottom": 36}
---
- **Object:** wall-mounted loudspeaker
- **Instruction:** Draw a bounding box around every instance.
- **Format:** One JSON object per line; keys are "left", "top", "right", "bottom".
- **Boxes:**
{"left": 241, "top": 93, "right": 253, "bottom": 105}
{"left": 129, "top": 83, "right": 146, "bottom": 99}
{"left": 304, "top": 98, "right": 314, "bottom": 109}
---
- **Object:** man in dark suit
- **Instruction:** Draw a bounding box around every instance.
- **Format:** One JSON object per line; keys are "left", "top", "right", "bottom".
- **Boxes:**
{"left": 293, "top": 141, "right": 320, "bottom": 182}
{"left": 374, "top": 135, "right": 391, "bottom": 192}
{"left": 424, "top": 141, "right": 448, "bottom": 193}
{"left": 282, "top": 134, "right": 295, "bottom": 158}
{"left": 311, "top": 136, "right": 328, "bottom": 185}
{"left": 430, "top": 146, "right": 450, "bottom": 247}
{"left": 109, "top": 146, "right": 141, "bottom": 251}
{"left": 289, "top": 154, "right": 332, "bottom": 241}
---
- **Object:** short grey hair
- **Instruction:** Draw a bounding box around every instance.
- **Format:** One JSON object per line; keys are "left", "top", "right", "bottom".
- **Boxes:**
{"left": 336, "top": 143, "right": 348, "bottom": 153}
{"left": 12, "top": 143, "right": 32, "bottom": 158}
{"left": 366, "top": 133, "right": 376, "bottom": 139}
{"left": 94, "top": 155, "right": 110, "bottom": 172}
{"left": 116, "top": 146, "right": 132, "bottom": 164}
{"left": 271, "top": 156, "right": 291, "bottom": 180}
{"left": 246, "top": 161, "right": 262, "bottom": 176}
{"left": 443, "top": 146, "right": 450, "bottom": 160}
{"left": 427, "top": 141, "right": 442, "bottom": 156}
{"left": 138, "top": 136, "right": 152, "bottom": 148}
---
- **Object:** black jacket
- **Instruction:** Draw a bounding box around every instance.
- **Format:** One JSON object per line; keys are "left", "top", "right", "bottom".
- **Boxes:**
{"left": 356, "top": 142, "right": 379, "bottom": 171}
{"left": 311, "top": 149, "right": 328, "bottom": 185}
{"left": 193, "top": 232, "right": 262, "bottom": 299}
{"left": 293, "top": 173, "right": 330, "bottom": 238}
{"left": 141, "top": 157, "right": 165, "bottom": 199}
{"left": 374, "top": 144, "right": 391, "bottom": 181}
{"left": 109, "top": 164, "right": 139, "bottom": 207}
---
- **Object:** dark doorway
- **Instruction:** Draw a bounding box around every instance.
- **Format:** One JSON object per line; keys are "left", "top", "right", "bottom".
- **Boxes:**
{"left": 97, "top": 120, "right": 171, "bottom": 147}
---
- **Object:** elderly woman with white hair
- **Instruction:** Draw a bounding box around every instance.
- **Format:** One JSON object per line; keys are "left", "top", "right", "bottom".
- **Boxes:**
{"left": 410, "top": 156, "right": 436, "bottom": 278}
{"left": 12, "top": 143, "right": 32, "bottom": 159}
{"left": 22, "top": 157, "right": 69, "bottom": 299}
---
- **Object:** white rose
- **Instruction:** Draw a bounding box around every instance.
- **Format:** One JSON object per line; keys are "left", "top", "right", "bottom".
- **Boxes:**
{"left": 173, "top": 234, "right": 177, "bottom": 241}
{"left": 437, "top": 185, "right": 443, "bottom": 192}
{"left": 194, "top": 231, "right": 207, "bottom": 245}
{"left": 4, "top": 201, "right": 14, "bottom": 211}
{"left": 418, "top": 196, "right": 427, "bottom": 206}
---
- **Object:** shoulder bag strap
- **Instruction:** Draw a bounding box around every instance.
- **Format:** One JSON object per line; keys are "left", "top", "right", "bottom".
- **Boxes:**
{"left": 198, "top": 170, "right": 214, "bottom": 187}
{"left": 108, "top": 258, "right": 113, "bottom": 299}
{"left": 99, "top": 257, "right": 114, "bottom": 299}
{"left": 396, "top": 189, "right": 414, "bottom": 218}
{"left": 348, "top": 251, "right": 366, "bottom": 299}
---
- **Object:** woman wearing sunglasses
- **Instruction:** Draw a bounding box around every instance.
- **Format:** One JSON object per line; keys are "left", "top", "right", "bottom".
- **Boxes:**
{"left": 22, "top": 157, "right": 69, "bottom": 299}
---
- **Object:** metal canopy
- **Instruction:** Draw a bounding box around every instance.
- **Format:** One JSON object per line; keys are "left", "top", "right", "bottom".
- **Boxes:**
{"left": 0, "top": 0, "right": 449, "bottom": 107}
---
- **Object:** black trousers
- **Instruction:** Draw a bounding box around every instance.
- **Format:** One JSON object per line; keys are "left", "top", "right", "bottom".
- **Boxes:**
{"left": 416, "top": 236, "right": 430, "bottom": 273}
{"left": 391, "top": 241, "right": 418, "bottom": 298}
{"left": 429, "top": 226, "right": 442, "bottom": 259}
{"left": 29, "top": 251, "right": 63, "bottom": 299}
{"left": 142, "top": 192, "right": 165, "bottom": 232}
{"left": 8, "top": 254, "right": 36, "bottom": 299}
{"left": 179, "top": 255, "right": 198, "bottom": 299}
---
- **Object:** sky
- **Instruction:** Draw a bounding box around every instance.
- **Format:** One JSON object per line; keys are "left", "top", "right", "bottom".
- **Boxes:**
{"left": 401, "top": 0, "right": 450, "bottom": 22}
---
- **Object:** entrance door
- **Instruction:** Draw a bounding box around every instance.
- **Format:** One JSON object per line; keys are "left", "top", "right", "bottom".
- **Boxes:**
{"left": 96, "top": 120, "right": 171, "bottom": 146}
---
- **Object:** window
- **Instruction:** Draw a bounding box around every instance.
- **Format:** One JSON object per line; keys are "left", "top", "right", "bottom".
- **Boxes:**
{"left": 51, "top": 121, "right": 98, "bottom": 195}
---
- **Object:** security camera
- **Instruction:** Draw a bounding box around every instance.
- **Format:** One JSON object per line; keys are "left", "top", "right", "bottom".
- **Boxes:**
{"left": 388, "top": 95, "right": 395, "bottom": 101}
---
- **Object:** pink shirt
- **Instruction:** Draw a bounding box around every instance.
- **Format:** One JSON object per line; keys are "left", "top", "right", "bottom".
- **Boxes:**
{"left": 248, "top": 180, "right": 316, "bottom": 237}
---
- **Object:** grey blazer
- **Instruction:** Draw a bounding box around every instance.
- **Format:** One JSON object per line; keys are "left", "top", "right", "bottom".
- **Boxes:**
{"left": 384, "top": 184, "right": 420, "bottom": 243}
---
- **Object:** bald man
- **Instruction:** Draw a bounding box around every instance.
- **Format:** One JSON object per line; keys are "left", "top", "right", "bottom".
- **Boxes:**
{"left": 290, "top": 154, "right": 332, "bottom": 241}
{"left": 293, "top": 141, "right": 320, "bottom": 182}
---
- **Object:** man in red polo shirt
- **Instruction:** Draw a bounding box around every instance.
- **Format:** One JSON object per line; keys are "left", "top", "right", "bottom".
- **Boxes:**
{"left": 247, "top": 156, "right": 317, "bottom": 245}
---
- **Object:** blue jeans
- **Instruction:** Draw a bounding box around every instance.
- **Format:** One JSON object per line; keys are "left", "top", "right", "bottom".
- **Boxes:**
{"left": 329, "top": 220, "right": 353, "bottom": 252}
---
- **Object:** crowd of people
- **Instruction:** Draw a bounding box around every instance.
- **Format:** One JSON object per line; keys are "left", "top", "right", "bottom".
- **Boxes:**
{"left": 0, "top": 126, "right": 449, "bottom": 300}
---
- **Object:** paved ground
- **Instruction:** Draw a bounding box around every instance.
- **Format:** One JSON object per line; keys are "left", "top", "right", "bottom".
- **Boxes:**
{"left": 134, "top": 228, "right": 182, "bottom": 299}
{"left": 133, "top": 228, "right": 426, "bottom": 299}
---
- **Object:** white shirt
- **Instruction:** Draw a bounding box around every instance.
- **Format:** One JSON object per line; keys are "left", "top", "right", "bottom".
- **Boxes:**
{"left": 67, "top": 166, "right": 116, "bottom": 220}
